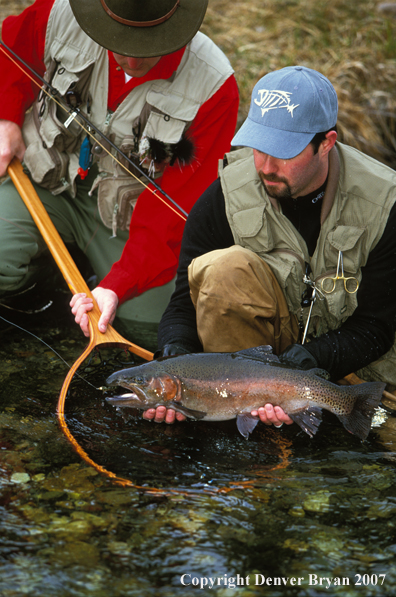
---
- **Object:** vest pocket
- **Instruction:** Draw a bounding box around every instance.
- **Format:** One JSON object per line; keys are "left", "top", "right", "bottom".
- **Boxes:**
{"left": 24, "top": 140, "right": 70, "bottom": 194}
{"left": 324, "top": 225, "right": 366, "bottom": 271}
{"left": 96, "top": 176, "right": 143, "bottom": 236}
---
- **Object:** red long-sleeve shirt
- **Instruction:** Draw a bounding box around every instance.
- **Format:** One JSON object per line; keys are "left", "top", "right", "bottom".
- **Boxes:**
{"left": 0, "top": 0, "right": 239, "bottom": 303}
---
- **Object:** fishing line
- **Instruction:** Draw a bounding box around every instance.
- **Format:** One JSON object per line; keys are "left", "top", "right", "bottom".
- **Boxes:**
{"left": 0, "top": 313, "right": 97, "bottom": 390}
{"left": 0, "top": 299, "right": 53, "bottom": 314}
{"left": 0, "top": 41, "right": 187, "bottom": 221}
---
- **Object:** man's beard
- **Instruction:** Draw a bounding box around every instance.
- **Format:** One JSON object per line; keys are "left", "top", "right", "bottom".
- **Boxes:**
{"left": 259, "top": 172, "right": 292, "bottom": 200}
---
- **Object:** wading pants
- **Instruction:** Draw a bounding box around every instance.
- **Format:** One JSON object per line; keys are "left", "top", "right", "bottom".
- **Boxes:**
{"left": 188, "top": 245, "right": 299, "bottom": 354}
{"left": 0, "top": 168, "right": 175, "bottom": 324}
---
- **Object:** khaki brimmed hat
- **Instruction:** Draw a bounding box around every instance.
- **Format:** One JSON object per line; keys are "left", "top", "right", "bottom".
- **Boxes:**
{"left": 69, "top": 0, "right": 209, "bottom": 57}
{"left": 232, "top": 66, "right": 338, "bottom": 160}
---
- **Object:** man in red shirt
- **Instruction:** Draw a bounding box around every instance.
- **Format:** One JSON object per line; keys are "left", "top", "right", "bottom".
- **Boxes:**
{"left": 0, "top": 0, "right": 239, "bottom": 336}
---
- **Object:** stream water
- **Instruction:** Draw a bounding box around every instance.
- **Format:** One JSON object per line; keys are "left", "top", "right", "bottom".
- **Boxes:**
{"left": 1, "top": 288, "right": 396, "bottom": 597}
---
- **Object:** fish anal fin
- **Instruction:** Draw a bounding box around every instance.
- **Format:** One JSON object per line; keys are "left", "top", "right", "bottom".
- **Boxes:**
{"left": 290, "top": 407, "right": 323, "bottom": 438}
{"left": 337, "top": 381, "right": 385, "bottom": 440}
{"left": 169, "top": 401, "right": 207, "bottom": 420}
{"left": 236, "top": 414, "right": 260, "bottom": 439}
{"left": 237, "top": 345, "right": 280, "bottom": 364}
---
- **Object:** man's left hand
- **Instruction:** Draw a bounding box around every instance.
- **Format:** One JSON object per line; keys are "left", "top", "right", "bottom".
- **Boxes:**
{"left": 251, "top": 404, "right": 293, "bottom": 427}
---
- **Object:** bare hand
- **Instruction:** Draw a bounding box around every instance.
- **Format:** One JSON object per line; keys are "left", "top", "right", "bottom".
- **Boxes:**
{"left": 0, "top": 120, "right": 26, "bottom": 177}
{"left": 70, "top": 287, "right": 119, "bottom": 337}
{"left": 143, "top": 406, "right": 186, "bottom": 424}
{"left": 251, "top": 404, "right": 293, "bottom": 428}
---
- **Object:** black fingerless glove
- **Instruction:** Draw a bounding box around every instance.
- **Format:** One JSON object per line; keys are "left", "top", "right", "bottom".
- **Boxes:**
{"left": 154, "top": 343, "right": 192, "bottom": 359}
{"left": 278, "top": 343, "right": 319, "bottom": 371}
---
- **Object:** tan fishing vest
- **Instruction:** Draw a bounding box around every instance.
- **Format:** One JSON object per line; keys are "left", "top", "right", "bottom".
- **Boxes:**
{"left": 220, "top": 144, "right": 396, "bottom": 384}
{"left": 22, "top": 0, "right": 234, "bottom": 235}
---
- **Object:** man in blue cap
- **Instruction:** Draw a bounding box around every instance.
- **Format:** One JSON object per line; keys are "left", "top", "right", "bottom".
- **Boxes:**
{"left": 148, "top": 65, "right": 396, "bottom": 428}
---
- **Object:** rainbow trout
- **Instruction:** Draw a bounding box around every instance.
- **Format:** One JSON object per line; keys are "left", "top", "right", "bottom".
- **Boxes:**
{"left": 106, "top": 346, "right": 385, "bottom": 440}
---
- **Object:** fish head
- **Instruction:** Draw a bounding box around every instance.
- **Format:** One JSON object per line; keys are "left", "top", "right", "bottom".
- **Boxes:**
{"left": 106, "top": 364, "right": 181, "bottom": 409}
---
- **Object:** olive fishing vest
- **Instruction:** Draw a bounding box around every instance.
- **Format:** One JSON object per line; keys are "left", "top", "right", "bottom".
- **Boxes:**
{"left": 21, "top": 0, "right": 234, "bottom": 235}
{"left": 220, "top": 144, "right": 396, "bottom": 384}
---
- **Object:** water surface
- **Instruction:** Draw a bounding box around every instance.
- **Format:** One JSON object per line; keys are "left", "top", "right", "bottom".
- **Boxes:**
{"left": 1, "top": 290, "right": 396, "bottom": 597}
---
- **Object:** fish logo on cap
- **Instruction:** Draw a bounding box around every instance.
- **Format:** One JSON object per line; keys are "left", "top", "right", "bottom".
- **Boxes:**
{"left": 254, "top": 89, "right": 300, "bottom": 118}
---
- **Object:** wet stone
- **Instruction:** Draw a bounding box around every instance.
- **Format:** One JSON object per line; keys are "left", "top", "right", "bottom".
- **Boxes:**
{"left": 96, "top": 489, "right": 139, "bottom": 506}
{"left": 366, "top": 500, "right": 396, "bottom": 519}
{"left": 53, "top": 541, "right": 101, "bottom": 567}
{"left": 10, "top": 472, "right": 30, "bottom": 484}
{"left": 303, "top": 490, "right": 332, "bottom": 513}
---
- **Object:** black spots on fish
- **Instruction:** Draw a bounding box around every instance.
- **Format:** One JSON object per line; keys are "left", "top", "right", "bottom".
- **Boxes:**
{"left": 168, "top": 353, "right": 235, "bottom": 381}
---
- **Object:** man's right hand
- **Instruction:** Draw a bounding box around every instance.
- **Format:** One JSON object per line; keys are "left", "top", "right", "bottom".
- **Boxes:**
{"left": 143, "top": 343, "right": 192, "bottom": 422}
{"left": 70, "top": 287, "right": 119, "bottom": 337}
{"left": 143, "top": 407, "right": 187, "bottom": 424}
{"left": 0, "top": 120, "right": 26, "bottom": 177}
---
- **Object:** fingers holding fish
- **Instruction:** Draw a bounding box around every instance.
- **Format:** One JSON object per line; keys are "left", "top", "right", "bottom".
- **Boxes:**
{"left": 143, "top": 406, "right": 187, "bottom": 424}
{"left": 251, "top": 404, "right": 294, "bottom": 427}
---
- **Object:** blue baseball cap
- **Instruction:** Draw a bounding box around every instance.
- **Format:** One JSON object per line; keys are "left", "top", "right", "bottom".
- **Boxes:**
{"left": 232, "top": 66, "right": 338, "bottom": 159}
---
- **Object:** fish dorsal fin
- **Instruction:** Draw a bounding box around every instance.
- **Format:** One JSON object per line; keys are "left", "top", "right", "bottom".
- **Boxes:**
{"left": 310, "top": 368, "right": 331, "bottom": 380}
{"left": 236, "top": 414, "right": 260, "bottom": 439}
{"left": 290, "top": 407, "right": 323, "bottom": 437}
{"left": 237, "top": 345, "right": 280, "bottom": 364}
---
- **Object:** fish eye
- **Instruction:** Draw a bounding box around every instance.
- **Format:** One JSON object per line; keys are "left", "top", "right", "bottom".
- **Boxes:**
{"left": 132, "top": 376, "right": 145, "bottom": 384}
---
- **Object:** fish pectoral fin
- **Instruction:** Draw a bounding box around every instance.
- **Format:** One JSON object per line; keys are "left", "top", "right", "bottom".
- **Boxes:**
{"left": 290, "top": 407, "right": 323, "bottom": 438}
{"left": 237, "top": 345, "right": 281, "bottom": 364}
{"left": 236, "top": 414, "right": 260, "bottom": 439}
{"left": 169, "top": 401, "right": 206, "bottom": 420}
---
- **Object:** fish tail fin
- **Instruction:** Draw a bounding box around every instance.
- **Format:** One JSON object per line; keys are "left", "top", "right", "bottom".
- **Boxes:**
{"left": 337, "top": 381, "right": 385, "bottom": 440}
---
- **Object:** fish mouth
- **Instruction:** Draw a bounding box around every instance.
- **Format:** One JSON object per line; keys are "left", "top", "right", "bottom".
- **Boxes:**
{"left": 106, "top": 392, "right": 139, "bottom": 407}
{"left": 106, "top": 369, "right": 156, "bottom": 410}
{"left": 105, "top": 384, "right": 149, "bottom": 407}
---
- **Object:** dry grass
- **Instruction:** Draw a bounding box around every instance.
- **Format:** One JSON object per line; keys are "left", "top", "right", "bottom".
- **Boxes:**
{"left": 1, "top": 0, "right": 396, "bottom": 166}
{"left": 201, "top": 0, "right": 396, "bottom": 166}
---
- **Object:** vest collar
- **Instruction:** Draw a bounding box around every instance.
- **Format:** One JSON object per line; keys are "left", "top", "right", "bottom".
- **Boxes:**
{"left": 320, "top": 145, "right": 340, "bottom": 225}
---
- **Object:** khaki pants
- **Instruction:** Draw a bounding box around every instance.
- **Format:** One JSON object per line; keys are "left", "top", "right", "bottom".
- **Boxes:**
{"left": 188, "top": 245, "right": 299, "bottom": 354}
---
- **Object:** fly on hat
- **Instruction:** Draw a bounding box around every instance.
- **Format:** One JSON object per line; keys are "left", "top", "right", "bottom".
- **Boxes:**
{"left": 69, "top": 0, "right": 208, "bottom": 57}
{"left": 232, "top": 66, "right": 338, "bottom": 160}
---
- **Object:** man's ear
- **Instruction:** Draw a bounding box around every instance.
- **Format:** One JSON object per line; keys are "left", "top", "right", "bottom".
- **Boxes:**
{"left": 320, "top": 130, "right": 337, "bottom": 156}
